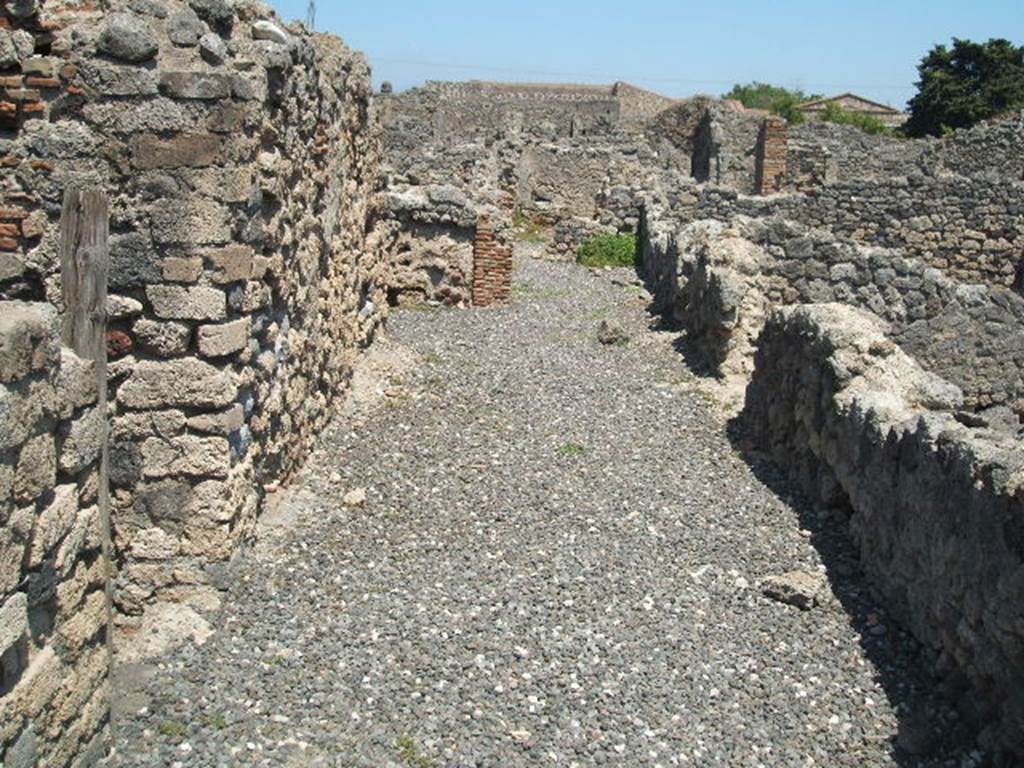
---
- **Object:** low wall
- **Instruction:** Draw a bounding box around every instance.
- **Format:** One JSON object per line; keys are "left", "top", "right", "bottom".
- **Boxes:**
{"left": 743, "top": 303, "right": 1024, "bottom": 759}
{"left": 640, "top": 208, "right": 1024, "bottom": 413}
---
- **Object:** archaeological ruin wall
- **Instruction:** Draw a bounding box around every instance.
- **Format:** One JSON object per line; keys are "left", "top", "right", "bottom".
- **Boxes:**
{"left": 744, "top": 304, "right": 1024, "bottom": 758}
{"left": 1, "top": 0, "right": 387, "bottom": 763}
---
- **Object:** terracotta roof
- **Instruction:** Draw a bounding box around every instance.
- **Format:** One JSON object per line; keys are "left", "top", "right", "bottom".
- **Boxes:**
{"left": 798, "top": 92, "right": 903, "bottom": 114}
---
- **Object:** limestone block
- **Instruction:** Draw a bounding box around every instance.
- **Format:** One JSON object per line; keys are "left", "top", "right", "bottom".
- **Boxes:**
{"left": 118, "top": 359, "right": 236, "bottom": 410}
{"left": 55, "top": 590, "right": 106, "bottom": 651}
{"left": 131, "top": 133, "right": 223, "bottom": 171}
{"left": 198, "top": 318, "right": 249, "bottom": 358}
{"left": 0, "top": 301, "right": 59, "bottom": 384}
{"left": 159, "top": 71, "right": 233, "bottom": 100}
{"left": 183, "top": 168, "right": 253, "bottom": 203}
{"left": 150, "top": 199, "right": 232, "bottom": 246}
{"left": 147, "top": 285, "right": 227, "bottom": 321}
{"left": 187, "top": 404, "right": 244, "bottom": 436}
{"left": 14, "top": 432, "right": 56, "bottom": 504}
{"left": 252, "top": 20, "right": 289, "bottom": 45}
{"left": 0, "top": 250, "right": 26, "bottom": 282}
{"left": 205, "top": 244, "right": 255, "bottom": 283}
{"left": 0, "top": 591, "right": 27, "bottom": 655}
{"left": 161, "top": 256, "right": 204, "bottom": 283}
{"left": 29, "top": 484, "right": 78, "bottom": 567}
{"left": 0, "top": 461, "right": 11, "bottom": 504}
{"left": 113, "top": 409, "right": 186, "bottom": 440}
{"left": 106, "top": 295, "right": 144, "bottom": 321}
{"left": 129, "top": 527, "right": 178, "bottom": 560}
{"left": 132, "top": 318, "right": 193, "bottom": 357}
{"left": 141, "top": 434, "right": 231, "bottom": 478}
{"left": 69, "top": 395, "right": 106, "bottom": 456}
{"left": 59, "top": 406, "right": 105, "bottom": 475}
{"left": 55, "top": 508, "right": 101, "bottom": 578}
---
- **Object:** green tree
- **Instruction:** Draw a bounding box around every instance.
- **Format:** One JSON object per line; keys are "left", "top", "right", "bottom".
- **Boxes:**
{"left": 905, "top": 38, "right": 1024, "bottom": 137}
{"left": 722, "top": 82, "right": 821, "bottom": 124}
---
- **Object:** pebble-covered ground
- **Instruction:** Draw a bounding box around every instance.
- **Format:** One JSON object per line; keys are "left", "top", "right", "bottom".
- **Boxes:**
{"left": 107, "top": 257, "right": 979, "bottom": 768}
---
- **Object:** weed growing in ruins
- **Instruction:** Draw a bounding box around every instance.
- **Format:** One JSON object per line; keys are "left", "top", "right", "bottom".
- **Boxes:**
{"left": 576, "top": 234, "right": 637, "bottom": 268}
{"left": 202, "top": 713, "right": 228, "bottom": 731}
{"left": 512, "top": 210, "right": 550, "bottom": 243}
{"left": 422, "top": 352, "right": 443, "bottom": 365}
{"left": 559, "top": 442, "right": 586, "bottom": 457}
{"left": 159, "top": 721, "right": 187, "bottom": 739}
{"left": 395, "top": 736, "right": 434, "bottom": 768}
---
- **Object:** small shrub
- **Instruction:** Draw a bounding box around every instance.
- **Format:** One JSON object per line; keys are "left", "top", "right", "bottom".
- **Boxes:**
{"left": 819, "top": 102, "right": 892, "bottom": 136}
{"left": 576, "top": 233, "right": 637, "bottom": 268}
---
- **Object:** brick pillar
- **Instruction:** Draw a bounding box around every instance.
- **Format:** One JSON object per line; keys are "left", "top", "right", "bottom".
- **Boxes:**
{"left": 472, "top": 216, "right": 512, "bottom": 307}
{"left": 755, "top": 117, "right": 789, "bottom": 195}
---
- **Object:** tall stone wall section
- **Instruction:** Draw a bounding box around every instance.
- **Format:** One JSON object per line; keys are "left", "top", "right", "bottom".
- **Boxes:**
{"left": 744, "top": 303, "right": 1024, "bottom": 760}
{"left": 2, "top": 1, "right": 386, "bottom": 763}
{"left": 1, "top": 303, "right": 110, "bottom": 767}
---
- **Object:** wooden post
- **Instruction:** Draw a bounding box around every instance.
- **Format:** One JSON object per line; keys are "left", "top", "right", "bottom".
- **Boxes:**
{"left": 59, "top": 187, "right": 113, "bottom": 671}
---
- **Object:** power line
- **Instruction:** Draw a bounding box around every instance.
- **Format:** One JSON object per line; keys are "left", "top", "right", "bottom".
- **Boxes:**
{"left": 369, "top": 55, "right": 913, "bottom": 93}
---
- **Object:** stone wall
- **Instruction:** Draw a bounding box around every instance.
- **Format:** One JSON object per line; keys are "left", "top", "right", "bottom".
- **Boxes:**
{"left": 640, "top": 209, "right": 1024, "bottom": 412}
{"left": 673, "top": 175, "right": 1024, "bottom": 289}
{"left": 1, "top": 303, "right": 110, "bottom": 767}
{"left": 2, "top": 0, "right": 387, "bottom": 763}
{"left": 744, "top": 303, "right": 1024, "bottom": 760}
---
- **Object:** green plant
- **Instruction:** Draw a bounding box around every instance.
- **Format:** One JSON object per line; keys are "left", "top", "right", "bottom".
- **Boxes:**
{"left": 202, "top": 713, "right": 228, "bottom": 731}
{"left": 559, "top": 442, "right": 586, "bottom": 457}
{"left": 159, "top": 721, "right": 187, "bottom": 739}
{"left": 723, "top": 82, "right": 823, "bottom": 124}
{"left": 512, "top": 210, "right": 550, "bottom": 244}
{"left": 396, "top": 736, "right": 434, "bottom": 768}
{"left": 819, "top": 102, "right": 892, "bottom": 135}
{"left": 576, "top": 233, "right": 637, "bottom": 268}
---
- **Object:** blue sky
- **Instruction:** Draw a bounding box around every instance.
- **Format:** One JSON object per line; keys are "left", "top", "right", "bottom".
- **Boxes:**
{"left": 268, "top": 1, "right": 1023, "bottom": 109}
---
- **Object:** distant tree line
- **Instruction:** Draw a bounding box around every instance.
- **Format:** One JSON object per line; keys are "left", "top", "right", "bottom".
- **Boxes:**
{"left": 723, "top": 38, "right": 1024, "bottom": 137}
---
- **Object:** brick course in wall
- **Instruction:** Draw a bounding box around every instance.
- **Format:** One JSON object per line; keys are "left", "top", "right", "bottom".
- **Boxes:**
{"left": 755, "top": 118, "right": 788, "bottom": 195}
{"left": 472, "top": 217, "right": 512, "bottom": 306}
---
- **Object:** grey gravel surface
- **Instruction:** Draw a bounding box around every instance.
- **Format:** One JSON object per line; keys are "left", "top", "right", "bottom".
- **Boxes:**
{"left": 107, "top": 256, "right": 980, "bottom": 768}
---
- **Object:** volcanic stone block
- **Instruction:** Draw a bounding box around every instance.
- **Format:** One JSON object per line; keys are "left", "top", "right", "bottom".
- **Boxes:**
{"left": 198, "top": 318, "right": 248, "bottom": 358}
{"left": 159, "top": 71, "right": 233, "bottom": 100}
{"left": 78, "top": 61, "right": 159, "bottom": 97}
{"left": 97, "top": 13, "right": 159, "bottom": 62}
{"left": 147, "top": 285, "right": 227, "bottom": 321}
{"left": 118, "top": 359, "right": 236, "bottom": 410}
{"left": 130, "top": 133, "right": 223, "bottom": 170}
{"left": 161, "top": 256, "right": 203, "bottom": 283}
{"left": 110, "top": 232, "right": 162, "bottom": 289}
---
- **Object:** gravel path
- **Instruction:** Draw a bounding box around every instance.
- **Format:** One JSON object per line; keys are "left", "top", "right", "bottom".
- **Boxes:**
{"left": 107, "top": 256, "right": 975, "bottom": 768}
